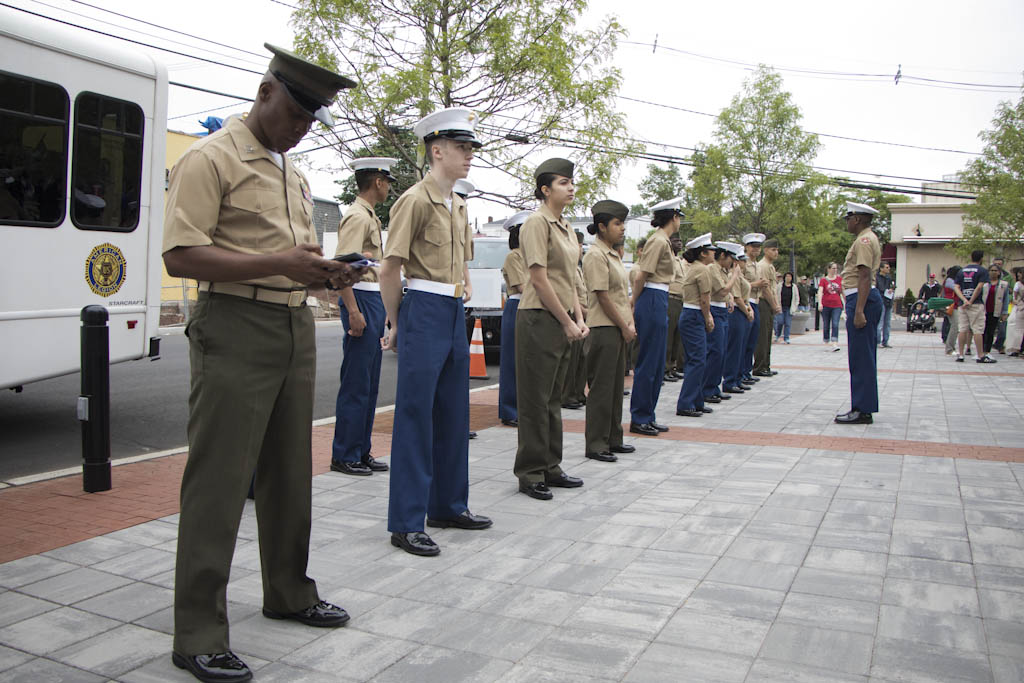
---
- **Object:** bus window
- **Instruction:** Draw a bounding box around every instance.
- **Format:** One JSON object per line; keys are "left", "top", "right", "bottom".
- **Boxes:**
{"left": 71, "top": 92, "right": 143, "bottom": 231}
{"left": 0, "top": 71, "right": 69, "bottom": 227}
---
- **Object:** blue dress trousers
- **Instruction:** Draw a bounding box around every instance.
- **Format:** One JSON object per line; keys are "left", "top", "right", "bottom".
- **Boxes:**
{"left": 845, "top": 288, "right": 883, "bottom": 414}
{"left": 498, "top": 297, "right": 519, "bottom": 422}
{"left": 702, "top": 306, "right": 729, "bottom": 399}
{"left": 676, "top": 308, "right": 707, "bottom": 412}
{"left": 722, "top": 307, "right": 749, "bottom": 390}
{"left": 629, "top": 287, "right": 669, "bottom": 424}
{"left": 740, "top": 300, "right": 759, "bottom": 380}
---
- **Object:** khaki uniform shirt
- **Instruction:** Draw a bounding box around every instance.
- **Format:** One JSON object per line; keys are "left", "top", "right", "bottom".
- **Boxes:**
{"left": 709, "top": 264, "right": 731, "bottom": 304}
{"left": 733, "top": 267, "right": 751, "bottom": 303}
{"left": 519, "top": 205, "right": 578, "bottom": 312}
{"left": 744, "top": 261, "right": 761, "bottom": 302}
{"left": 162, "top": 118, "right": 315, "bottom": 289}
{"left": 682, "top": 260, "right": 712, "bottom": 305}
{"left": 502, "top": 249, "right": 527, "bottom": 294}
{"left": 757, "top": 259, "right": 778, "bottom": 304}
{"left": 583, "top": 241, "right": 631, "bottom": 328}
{"left": 669, "top": 256, "right": 685, "bottom": 298}
{"left": 628, "top": 267, "right": 640, "bottom": 295}
{"left": 575, "top": 265, "right": 587, "bottom": 311}
{"left": 637, "top": 230, "right": 675, "bottom": 284}
{"left": 383, "top": 175, "right": 473, "bottom": 283}
{"left": 334, "top": 195, "right": 381, "bottom": 283}
{"left": 841, "top": 227, "right": 882, "bottom": 290}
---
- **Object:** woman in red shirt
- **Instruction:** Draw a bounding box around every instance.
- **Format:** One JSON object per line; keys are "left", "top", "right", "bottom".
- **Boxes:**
{"left": 818, "top": 262, "right": 843, "bottom": 351}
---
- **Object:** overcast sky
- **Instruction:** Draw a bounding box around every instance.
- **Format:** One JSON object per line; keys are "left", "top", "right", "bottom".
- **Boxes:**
{"left": 17, "top": 0, "right": 1024, "bottom": 224}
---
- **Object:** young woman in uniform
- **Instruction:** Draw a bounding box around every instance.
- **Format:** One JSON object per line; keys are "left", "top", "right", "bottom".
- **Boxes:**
{"left": 721, "top": 243, "right": 755, "bottom": 395}
{"left": 703, "top": 243, "right": 741, "bottom": 405}
{"left": 582, "top": 200, "right": 636, "bottom": 462}
{"left": 628, "top": 197, "right": 683, "bottom": 436}
{"left": 514, "top": 158, "right": 588, "bottom": 500}
{"left": 498, "top": 210, "right": 531, "bottom": 427}
{"left": 675, "top": 233, "right": 715, "bottom": 417}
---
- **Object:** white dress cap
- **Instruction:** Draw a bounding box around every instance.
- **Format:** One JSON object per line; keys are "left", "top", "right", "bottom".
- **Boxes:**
{"left": 715, "top": 241, "right": 744, "bottom": 257}
{"left": 685, "top": 232, "right": 713, "bottom": 250}
{"left": 503, "top": 210, "right": 533, "bottom": 231}
{"left": 845, "top": 201, "right": 879, "bottom": 217}
{"left": 742, "top": 232, "right": 766, "bottom": 245}
{"left": 413, "top": 107, "right": 482, "bottom": 147}
{"left": 650, "top": 196, "right": 685, "bottom": 214}
{"left": 349, "top": 157, "right": 398, "bottom": 173}
{"left": 453, "top": 178, "right": 476, "bottom": 197}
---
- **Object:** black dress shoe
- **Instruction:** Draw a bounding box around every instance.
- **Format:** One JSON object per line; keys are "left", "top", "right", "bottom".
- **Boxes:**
{"left": 545, "top": 472, "right": 584, "bottom": 488}
{"left": 330, "top": 461, "right": 372, "bottom": 476}
{"left": 586, "top": 451, "right": 618, "bottom": 462}
{"left": 752, "top": 370, "right": 772, "bottom": 377}
{"left": 834, "top": 410, "right": 873, "bottom": 425}
{"left": 770, "top": 370, "right": 779, "bottom": 376}
{"left": 501, "top": 418, "right": 519, "bottom": 427}
{"left": 623, "top": 389, "right": 631, "bottom": 396}
{"left": 468, "top": 431, "right": 477, "bottom": 439}
{"left": 717, "top": 394, "right": 732, "bottom": 400}
{"left": 704, "top": 395, "right": 722, "bottom": 404}
{"left": 651, "top": 422, "right": 669, "bottom": 432}
{"left": 609, "top": 444, "right": 635, "bottom": 454}
{"left": 629, "top": 422, "right": 660, "bottom": 436}
{"left": 723, "top": 386, "right": 744, "bottom": 394}
{"left": 361, "top": 455, "right": 389, "bottom": 472}
{"left": 663, "top": 373, "right": 679, "bottom": 382}
{"left": 701, "top": 406, "right": 713, "bottom": 413}
{"left": 741, "top": 379, "right": 756, "bottom": 385}
{"left": 390, "top": 531, "right": 440, "bottom": 556}
{"left": 519, "top": 481, "right": 553, "bottom": 500}
{"left": 746, "top": 376, "right": 761, "bottom": 382}
{"left": 561, "top": 402, "right": 583, "bottom": 409}
{"left": 172, "top": 652, "right": 252, "bottom": 683}
{"left": 263, "top": 600, "right": 350, "bottom": 627}
{"left": 427, "top": 510, "right": 493, "bottom": 530}
{"left": 676, "top": 409, "right": 703, "bottom": 417}
{"left": 673, "top": 371, "right": 685, "bottom": 379}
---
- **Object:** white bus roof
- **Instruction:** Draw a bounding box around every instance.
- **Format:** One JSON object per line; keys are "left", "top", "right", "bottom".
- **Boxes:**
{"left": 0, "top": 6, "right": 164, "bottom": 80}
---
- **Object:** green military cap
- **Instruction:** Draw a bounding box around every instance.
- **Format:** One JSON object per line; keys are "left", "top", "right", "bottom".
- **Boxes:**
{"left": 762, "top": 238, "right": 779, "bottom": 248}
{"left": 535, "top": 157, "right": 574, "bottom": 179}
{"left": 265, "top": 43, "right": 356, "bottom": 127}
{"left": 591, "top": 199, "right": 628, "bottom": 222}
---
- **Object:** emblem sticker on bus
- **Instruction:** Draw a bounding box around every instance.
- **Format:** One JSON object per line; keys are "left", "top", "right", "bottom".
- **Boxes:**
{"left": 85, "top": 243, "right": 127, "bottom": 297}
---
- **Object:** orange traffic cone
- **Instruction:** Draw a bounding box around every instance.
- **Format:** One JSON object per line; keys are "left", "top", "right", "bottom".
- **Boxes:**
{"left": 469, "top": 318, "right": 489, "bottom": 379}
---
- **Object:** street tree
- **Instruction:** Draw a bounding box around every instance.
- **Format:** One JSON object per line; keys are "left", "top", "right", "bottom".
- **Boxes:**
{"left": 290, "top": 0, "right": 639, "bottom": 209}
{"left": 950, "top": 86, "right": 1024, "bottom": 259}
{"left": 685, "top": 144, "right": 731, "bottom": 240}
{"left": 637, "top": 163, "right": 685, "bottom": 206}
{"left": 713, "top": 65, "right": 820, "bottom": 239}
{"left": 334, "top": 128, "right": 420, "bottom": 226}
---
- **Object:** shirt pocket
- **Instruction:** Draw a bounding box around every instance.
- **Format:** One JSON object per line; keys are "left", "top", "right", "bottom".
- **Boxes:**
{"left": 423, "top": 223, "right": 453, "bottom": 275}
{"left": 226, "top": 189, "right": 284, "bottom": 248}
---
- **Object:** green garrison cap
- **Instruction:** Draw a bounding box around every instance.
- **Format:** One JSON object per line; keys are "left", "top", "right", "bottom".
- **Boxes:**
{"left": 535, "top": 157, "right": 574, "bottom": 180}
{"left": 592, "top": 199, "right": 628, "bottom": 222}
{"left": 265, "top": 43, "right": 356, "bottom": 126}
{"left": 762, "top": 238, "right": 779, "bottom": 248}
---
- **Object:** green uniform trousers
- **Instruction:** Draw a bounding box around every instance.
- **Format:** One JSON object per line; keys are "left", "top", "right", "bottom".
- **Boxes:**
{"left": 561, "top": 338, "right": 587, "bottom": 405}
{"left": 666, "top": 296, "right": 684, "bottom": 372}
{"left": 754, "top": 299, "right": 774, "bottom": 373}
{"left": 174, "top": 292, "right": 319, "bottom": 655}
{"left": 514, "top": 308, "right": 570, "bottom": 484}
{"left": 584, "top": 326, "right": 626, "bottom": 453}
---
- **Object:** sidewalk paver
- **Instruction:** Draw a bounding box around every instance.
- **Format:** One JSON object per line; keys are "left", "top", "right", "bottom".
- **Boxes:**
{"left": 0, "top": 329, "right": 1023, "bottom": 681}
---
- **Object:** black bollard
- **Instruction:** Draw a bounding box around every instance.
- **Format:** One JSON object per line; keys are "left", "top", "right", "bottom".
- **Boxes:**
{"left": 79, "top": 306, "right": 111, "bottom": 492}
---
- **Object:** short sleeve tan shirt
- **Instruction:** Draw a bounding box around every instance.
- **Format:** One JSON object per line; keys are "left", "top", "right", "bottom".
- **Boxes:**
{"left": 575, "top": 265, "right": 587, "bottom": 310}
{"left": 334, "top": 195, "right": 382, "bottom": 283}
{"left": 682, "top": 261, "right": 712, "bottom": 304}
{"left": 383, "top": 175, "right": 472, "bottom": 284}
{"left": 519, "top": 205, "right": 578, "bottom": 312}
{"left": 669, "top": 256, "right": 685, "bottom": 297}
{"left": 638, "top": 230, "right": 675, "bottom": 284}
{"left": 841, "top": 227, "right": 881, "bottom": 290}
{"left": 502, "top": 249, "right": 527, "bottom": 294}
{"left": 744, "top": 261, "right": 761, "bottom": 302}
{"left": 757, "top": 259, "right": 778, "bottom": 300}
{"left": 162, "top": 118, "right": 316, "bottom": 289}
{"left": 733, "top": 268, "right": 751, "bottom": 301}
{"left": 709, "top": 265, "right": 730, "bottom": 303}
{"left": 583, "top": 241, "right": 631, "bottom": 328}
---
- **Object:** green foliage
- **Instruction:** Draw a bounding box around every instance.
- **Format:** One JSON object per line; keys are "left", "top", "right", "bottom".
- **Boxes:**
{"left": 712, "top": 66, "right": 820, "bottom": 238}
{"left": 638, "top": 164, "right": 685, "bottom": 205}
{"left": 685, "top": 145, "right": 731, "bottom": 240}
{"left": 950, "top": 86, "right": 1024, "bottom": 259}
{"left": 291, "top": 0, "right": 640, "bottom": 209}
{"left": 334, "top": 128, "right": 420, "bottom": 227}
{"left": 629, "top": 202, "right": 647, "bottom": 217}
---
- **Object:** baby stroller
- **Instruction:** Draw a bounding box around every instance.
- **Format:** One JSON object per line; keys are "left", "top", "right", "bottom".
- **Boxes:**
{"left": 907, "top": 300, "right": 936, "bottom": 333}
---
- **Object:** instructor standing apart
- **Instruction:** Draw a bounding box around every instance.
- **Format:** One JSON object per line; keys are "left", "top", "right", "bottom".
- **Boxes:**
{"left": 330, "top": 158, "right": 396, "bottom": 476}
{"left": 629, "top": 197, "right": 683, "bottom": 436}
{"left": 163, "top": 45, "right": 358, "bottom": 683}
{"left": 835, "top": 201, "right": 882, "bottom": 425}
{"left": 380, "top": 108, "right": 492, "bottom": 556}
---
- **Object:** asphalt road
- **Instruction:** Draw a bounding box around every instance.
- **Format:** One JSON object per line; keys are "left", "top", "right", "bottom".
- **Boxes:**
{"left": 0, "top": 322, "right": 498, "bottom": 481}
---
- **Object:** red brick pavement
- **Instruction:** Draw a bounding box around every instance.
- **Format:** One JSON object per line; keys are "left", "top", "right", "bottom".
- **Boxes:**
{"left": 3, "top": 380, "right": 1022, "bottom": 564}
{"left": 775, "top": 364, "right": 1024, "bottom": 378}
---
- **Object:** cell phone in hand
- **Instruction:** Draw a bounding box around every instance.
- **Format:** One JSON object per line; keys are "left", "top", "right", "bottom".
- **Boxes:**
{"left": 333, "top": 253, "right": 379, "bottom": 269}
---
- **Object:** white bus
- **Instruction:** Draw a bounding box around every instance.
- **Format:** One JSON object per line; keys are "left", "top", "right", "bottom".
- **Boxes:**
{"left": 0, "top": 8, "right": 167, "bottom": 391}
